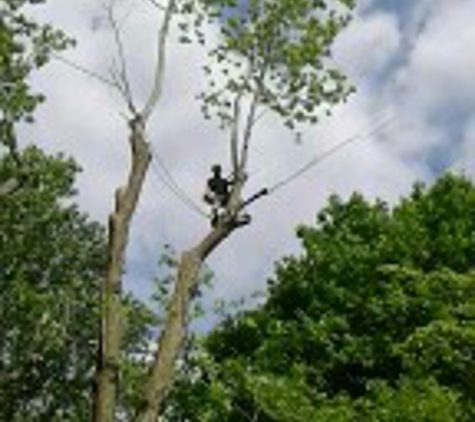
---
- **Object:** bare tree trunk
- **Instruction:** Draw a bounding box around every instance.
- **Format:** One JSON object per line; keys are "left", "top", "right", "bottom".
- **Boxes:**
{"left": 136, "top": 220, "right": 244, "bottom": 422}
{"left": 135, "top": 86, "right": 260, "bottom": 421}
{"left": 92, "top": 1, "right": 174, "bottom": 417}
{"left": 94, "top": 115, "right": 151, "bottom": 422}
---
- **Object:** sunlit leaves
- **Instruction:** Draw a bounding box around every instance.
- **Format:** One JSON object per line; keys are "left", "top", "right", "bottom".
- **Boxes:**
{"left": 166, "top": 174, "right": 475, "bottom": 421}
{"left": 0, "top": 0, "right": 72, "bottom": 151}
{"left": 0, "top": 148, "right": 105, "bottom": 421}
{"left": 178, "top": 0, "right": 355, "bottom": 130}
{"left": 0, "top": 147, "right": 159, "bottom": 420}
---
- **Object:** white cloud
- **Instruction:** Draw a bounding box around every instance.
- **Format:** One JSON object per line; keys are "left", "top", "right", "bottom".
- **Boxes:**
{"left": 333, "top": 11, "right": 401, "bottom": 82}
{"left": 356, "top": 0, "right": 379, "bottom": 13}
{"left": 399, "top": 0, "right": 475, "bottom": 112}
{"left": 453, "top": 115, "right": 475, "bottom": 177}
{"left": 19, "top": 0, "right": 475, "bottom": 305}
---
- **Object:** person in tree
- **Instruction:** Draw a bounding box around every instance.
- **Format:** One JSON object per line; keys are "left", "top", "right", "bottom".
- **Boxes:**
{"left": 203, "top": 164, "right": 233, "bottom": 226}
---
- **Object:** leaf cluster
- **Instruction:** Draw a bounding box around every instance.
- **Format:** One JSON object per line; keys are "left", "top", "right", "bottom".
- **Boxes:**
{"left": 0, "top": 147, "right": 104, "bottom": 421}
{"left": 178, "top": 0, "right": 355, "bottom": 130}
{"left": 0, "top": 148, "right": 157, "bottom": 421}
{"left": 0, "top": 0, "right": 73, "bottom": 153}
{"left": 165, "top": 174, "right": 475, "bottom": 421}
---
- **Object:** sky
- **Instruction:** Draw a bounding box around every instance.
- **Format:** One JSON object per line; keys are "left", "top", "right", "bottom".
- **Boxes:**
{"left": 21, "top": 0, "right": 475, "bottom": 311}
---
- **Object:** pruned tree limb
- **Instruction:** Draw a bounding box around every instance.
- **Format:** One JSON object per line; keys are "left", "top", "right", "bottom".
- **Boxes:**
{"left": 136, "top": 206, "right": 249, "bottom": 422}
{"left": 93, "top": 0, "right": 178, "bottom": 419}
{"left": 93, "top": 115, "right": 152, "bottom": 422}
{"left": 136, "top": 82, "right": 262, "bottom": 417}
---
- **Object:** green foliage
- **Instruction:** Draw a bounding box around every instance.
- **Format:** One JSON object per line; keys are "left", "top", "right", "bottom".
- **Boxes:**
{"left": 0, "top": 148, "right": 156, "bottom": 421}
{"left": 363, "top": 378, "right": 464, "bottom": 422}
{"left": 0, "top": 147, "right": 105, "bottom": 421}
{"left": 1, "top": 4, "right": 159, "bottom": 418}
{"left": 166, "top": 174, "right": 475, "bottom": 421}
{"left": 179, "top": 0, "right": 355, "bottom": 130}
{"left": 0, "top": 0, "right": 72, "bottom": 153}
{"left": 118, "top": 291, "right": 159, "bottom": 420}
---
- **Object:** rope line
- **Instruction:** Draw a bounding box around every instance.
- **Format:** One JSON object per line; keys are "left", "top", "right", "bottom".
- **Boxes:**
{"left": 266, "top": 114, "right": 397, "bottom": 195}
{"left": 147, "top": 114, "right": 396, "bottom": 218}
{"left": 51, "top": 53, "right": 118, "bottom": 88}
{"left": 149, "top": 145, "right": 209, "bottom": 218}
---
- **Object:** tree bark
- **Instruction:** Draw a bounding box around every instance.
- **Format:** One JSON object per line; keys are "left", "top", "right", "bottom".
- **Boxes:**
{"left": 136, "top": 219, "right": 244, "bottom": 422}
{"left": 93, "top": 115, "right": 151, "bottom": 422}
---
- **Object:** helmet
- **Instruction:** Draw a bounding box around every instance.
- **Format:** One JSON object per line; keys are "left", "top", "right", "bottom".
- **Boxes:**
{"left": 211, "top": 164, "right": 222, "bottom": 174}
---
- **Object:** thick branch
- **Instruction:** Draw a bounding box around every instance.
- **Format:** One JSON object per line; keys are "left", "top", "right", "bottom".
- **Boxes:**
{"left": 93, "top": 115, "right": 152, "bottom": 422}
{"left": 141, "top": 0, "right": 175, "bottom": 121}
{"left": 230, "top": 94, "right": 241, "bottom": 178}
{"left": 239, "top": 91, "right": 259, "bottom": 175}
{"left": 136, "top": 217, "right": 246, "bottom": 422}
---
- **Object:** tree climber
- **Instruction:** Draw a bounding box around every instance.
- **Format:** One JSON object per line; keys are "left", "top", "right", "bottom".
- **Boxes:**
{"left": 203, "top": 164, "right": 233, "bottom": 226}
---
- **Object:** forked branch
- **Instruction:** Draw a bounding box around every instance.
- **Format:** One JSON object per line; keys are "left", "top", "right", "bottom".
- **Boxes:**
{"left": 93, "top": 1, "right": 177, "bottom": 420}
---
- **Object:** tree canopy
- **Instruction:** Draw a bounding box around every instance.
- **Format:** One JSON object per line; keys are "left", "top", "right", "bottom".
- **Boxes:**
{"left": 1, "top": 0, "right": 71, "bottom": 152}
{"left": 3, "top": 1, "right": 474, "bottom": 421}
{"left": 168, "top": 174, "right": 475, "bottom": 421}
{"left": 0, "top": 147, "right": 157, "bottom": 421}
{"left": 0, "top": 147, "right": 105, "bottom": 421}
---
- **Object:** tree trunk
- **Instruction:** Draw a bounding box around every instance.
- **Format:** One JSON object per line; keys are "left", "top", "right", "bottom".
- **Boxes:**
{"left": 93, "top": 116, "right": 151, "bottom": 422}
{"left": 136, "top": 221, "right": 241, "bottom": 422}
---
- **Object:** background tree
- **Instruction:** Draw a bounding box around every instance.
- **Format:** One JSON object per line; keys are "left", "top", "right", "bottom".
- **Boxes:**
{"left": 0, "top": 0, "right": 71, "bottom": 196}
{"left": 0, "top": 147, "right": 156, "bottom": 421}
{"left": 0, "top": 2, "right": 157, "bottom": 419}
{"left": 0, "top": 147, "right": 104, "bottom": 421}
{"left": 166, "top": 174, "right": 475, "bottom": 421}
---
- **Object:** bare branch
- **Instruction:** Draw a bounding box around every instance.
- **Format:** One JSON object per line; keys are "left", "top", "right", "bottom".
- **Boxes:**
{"left": 141, "top": 0, "right": 176, "bottom": 121}
{"left": 136, "top": 203, "right": 252, "bottom": 422}
{"left": 239, "top": 91, "right": 259, "bottom": 176}
{"left": 108, "top": 62, "right": 135, "bottom": 108}
{"left": 238, "top": 62, "right": 268, "bottom": 176}
{"left": 143, "top": 0, "right": 166, "bottom": 10}
{"left": 230, "top": 93, "right": 242, "bottom": 177}
{"left": 51, "top": 53, "right": 119, "bottom": 89}
{"left": 250, "top": 108, "right": 268, "bottom": 130}
{"left": 106, "top": 0, "right": 136, "bottom": 112}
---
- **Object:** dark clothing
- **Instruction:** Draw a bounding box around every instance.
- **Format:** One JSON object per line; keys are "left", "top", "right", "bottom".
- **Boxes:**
{"left": 207, "top": 175, "right": 230, "bottom": 206}
{"left": 204, "top": 167, "right": 235, "bottom": 227}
